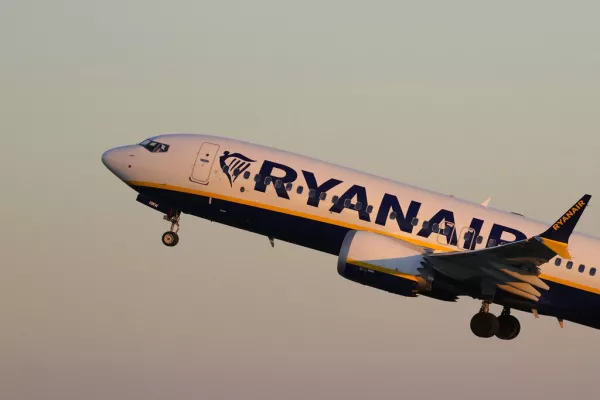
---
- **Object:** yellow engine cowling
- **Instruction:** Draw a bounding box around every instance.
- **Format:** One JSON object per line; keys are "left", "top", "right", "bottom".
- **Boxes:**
{"left": 337, "top": 230, "right": 433, "bottom": 297}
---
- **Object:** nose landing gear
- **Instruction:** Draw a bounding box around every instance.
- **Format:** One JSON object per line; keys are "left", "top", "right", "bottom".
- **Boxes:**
{"left": 162, "top": 231, "right": 179, "bottom": 247}
{"left": 161, "top": 210, "right": 181, "bottom": 247}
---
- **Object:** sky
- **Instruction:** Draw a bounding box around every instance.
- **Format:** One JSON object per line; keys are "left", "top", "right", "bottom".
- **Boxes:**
{"left": 1, "top": 1, "right": 600, "bottom": 399}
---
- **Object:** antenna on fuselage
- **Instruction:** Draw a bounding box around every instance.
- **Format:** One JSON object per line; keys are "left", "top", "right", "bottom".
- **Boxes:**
{"left": 481, "top": 197, "right": 492, "bottom": 207}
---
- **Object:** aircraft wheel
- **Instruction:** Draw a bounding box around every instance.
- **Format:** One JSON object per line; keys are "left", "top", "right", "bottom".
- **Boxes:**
{"left": 162, "top": 231, "right": 179, "bottom": 247}
{"left": 496, "top": 315, "right": 521, "bottom": 340}
{"left": 470, "top": 312, "right": 499, "bottom": 338}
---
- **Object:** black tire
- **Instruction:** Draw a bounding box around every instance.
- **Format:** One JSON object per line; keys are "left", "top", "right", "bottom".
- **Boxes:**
{"left": 496, "top": 315, "right": 521, "bottom": 340}
{"left": 162, "top": 231, "right": 179, "bottom": 247}
{"left": 470, "top": 312, "right": 499, "bottom": 338}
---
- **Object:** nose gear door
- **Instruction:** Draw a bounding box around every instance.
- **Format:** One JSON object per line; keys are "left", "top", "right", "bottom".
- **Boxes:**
{"left": 191, "top": 142, "right": 220, "bottom": 184}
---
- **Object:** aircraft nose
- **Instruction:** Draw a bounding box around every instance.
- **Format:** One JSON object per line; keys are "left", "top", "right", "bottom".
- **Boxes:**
{"left": 102, "top": 148, "right": 119, "bottom": 172}
{"left": 102, "top": 146, "right": 135, "bottom": 180}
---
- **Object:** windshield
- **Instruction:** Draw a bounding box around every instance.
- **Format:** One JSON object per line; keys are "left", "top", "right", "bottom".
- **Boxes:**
{"left": 139, "top": 139, "right": 169, "bottom": 153}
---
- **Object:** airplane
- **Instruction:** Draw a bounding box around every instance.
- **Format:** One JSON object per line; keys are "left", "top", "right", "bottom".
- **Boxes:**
{"left": 102, "top": 134, "right": 600, "bottom": 340}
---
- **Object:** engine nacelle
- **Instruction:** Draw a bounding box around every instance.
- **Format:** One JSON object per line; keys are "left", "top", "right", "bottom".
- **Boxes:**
{"left": 337, "top": 230, "right": 433, "bottom": 297}
{"left": 338, "top": 231, "right": 459, "bottom": 301}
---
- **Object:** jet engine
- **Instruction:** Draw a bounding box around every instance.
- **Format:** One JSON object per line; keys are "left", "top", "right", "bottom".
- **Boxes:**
{"left": 337, "top": 230, "right": 458, "bottom": 301}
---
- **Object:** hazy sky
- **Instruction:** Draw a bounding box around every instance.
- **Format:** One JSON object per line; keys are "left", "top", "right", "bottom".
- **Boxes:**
{"left": 2, "top": 1, "right": 600, "bottom": 399}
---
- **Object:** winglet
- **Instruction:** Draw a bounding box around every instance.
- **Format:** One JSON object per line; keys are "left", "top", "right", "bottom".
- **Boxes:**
{"left": 540, "top": 194, "right": 591, "bottom": 243}
{"left": 538, "top": 194, "right": 591, "bottom": 259}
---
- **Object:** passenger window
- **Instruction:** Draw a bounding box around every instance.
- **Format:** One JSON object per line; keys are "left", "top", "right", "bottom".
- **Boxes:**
{"left": 476, "top": 236, "right": 483, "bottom": 244}
{"left": 591, "top": 268, "right": 597, "bottom": 276}
{"left": 366, "top": 205, "right": 373, "bottom": 214}
{"left": 411, "top": 218, "right": 419, "bottom": 226}
{"left": 243, "top": 171, "right": 251, "bottom": 179}
{"left": 254, "top": 174, "right": 261, "bottom": 182}
{"left": 464, "top": 232, "right": 472, "bottom": 241}
{"left": 422, "top": 221, "right": 430, "bottom": 230}
{"left": 320, "top": 192, "right": 327, "bottom": 201}
{"left": 223, "top": 165, "right": 229, "bottom": 173}
{"left": 233, "top": 168, "right": 240, "bottom": 177}
{"left": 275, "top": 180, "right": 282, "bottom": 189}
{"left": 264, "top": 177, "right": 272, "bottom": 185}
{"left": 331, "top": 195, "right": 339, "bottom": 204}
{"left": 390, "top": 212, "right": 397, "bottom": 220}
{"left": 555, "top": 258, "right": 562, "bottom": 267}
{"left": 579, "top": 265, "right": 586, "bottom": 273}
{"left": 443, "top": 226, "right": 452, "bottom": 235}
{"left": 356, "top": 202, "right": 363, "bottom": 211}
{"left": 344, "top": 198, "right": 351, "bottom": 207}
{"left": 308, "top": 189, "right": 316, "bottom": 199}
{"left": 297, "top": 186, "right": 304, "bottom": 194}
{"left": 431, "top": 223, "right": 439, "bottom": 233}
{"left": 488, "top": 239, "right": 496, "bottom": 247}
{"left": 566, "top": 261, "right": 573, "bottom": 270}
{"left": 285, "top": 183, "right": 293, "bottom": 191}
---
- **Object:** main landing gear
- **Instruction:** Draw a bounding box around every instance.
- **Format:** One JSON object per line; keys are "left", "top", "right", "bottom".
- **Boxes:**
{"left": 161, "top": 210, "right": 181, "bottom": 247}
{"left": 470, "top": 302, "right": 521, "bottom": 340}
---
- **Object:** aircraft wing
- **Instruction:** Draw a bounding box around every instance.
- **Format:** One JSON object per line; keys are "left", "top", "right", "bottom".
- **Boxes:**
{"left": 422, "top": 194, "right": 591, "bottom": 302}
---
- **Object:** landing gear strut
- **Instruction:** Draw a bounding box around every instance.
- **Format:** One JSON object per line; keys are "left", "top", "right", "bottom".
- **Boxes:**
{"left": 470, "top": 303, "right": 521, "bottom": 340}
{"left": 161, "top": 210, "right": 181, "bottom": 247}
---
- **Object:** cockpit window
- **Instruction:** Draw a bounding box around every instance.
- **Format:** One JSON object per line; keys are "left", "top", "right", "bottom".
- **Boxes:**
{"left": 139, "top": 139, "right": 170, "bottom": 153}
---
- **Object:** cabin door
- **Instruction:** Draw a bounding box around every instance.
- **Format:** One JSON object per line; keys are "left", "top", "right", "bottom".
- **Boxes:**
{"left": 191, "top": 142, "right": 220, "bottom": 184}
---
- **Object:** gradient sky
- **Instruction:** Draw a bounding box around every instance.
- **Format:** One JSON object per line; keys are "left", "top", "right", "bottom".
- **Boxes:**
{"left": 2, "top": 1, "right": 600, "bottom": 399}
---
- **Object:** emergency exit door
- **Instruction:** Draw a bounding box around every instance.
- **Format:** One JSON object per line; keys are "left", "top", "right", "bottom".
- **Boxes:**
{"left": 191, "top": 142, "right": 220, "bottom": 184}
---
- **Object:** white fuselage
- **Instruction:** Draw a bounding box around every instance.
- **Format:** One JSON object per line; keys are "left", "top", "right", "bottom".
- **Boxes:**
{"left": 102, "top": 133, "right": 600, "bottom": 322}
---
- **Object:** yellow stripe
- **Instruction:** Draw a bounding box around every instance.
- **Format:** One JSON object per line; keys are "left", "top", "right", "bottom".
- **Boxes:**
{"left": 539, "top": 274, "right": 600, "bottom": 295}
{"left": 129, "top": 180, "right": 453, "bottom": 252}
{"left": 129, "top": 180, "right": 600, "bottom": 296}
{"left": 346, "top": 258, "right": 420, "bottom": 282}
